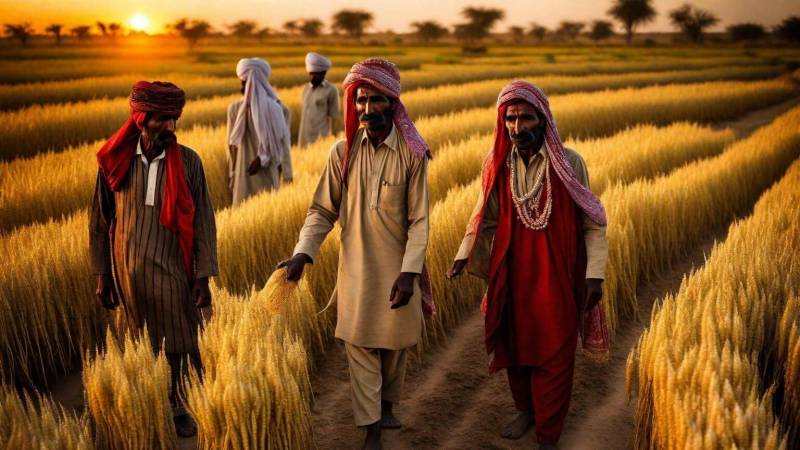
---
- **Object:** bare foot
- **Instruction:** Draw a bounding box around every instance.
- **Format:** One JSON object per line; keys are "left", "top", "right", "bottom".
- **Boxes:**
{"left": 381, "top": 400, "right": 402, "bottom": 429}
{"left": 500, "top": 411, "right": 534, "bottom": 440}
{"left": 362, "top": 421, "right": 382, "bottom": 450}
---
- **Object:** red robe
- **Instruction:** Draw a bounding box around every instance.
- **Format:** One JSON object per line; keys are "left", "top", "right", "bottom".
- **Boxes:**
{"left": 484, "top": 160, "right": 587, "bottom": 373}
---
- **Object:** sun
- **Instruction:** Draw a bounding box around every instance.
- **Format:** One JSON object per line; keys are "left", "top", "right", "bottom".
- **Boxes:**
{"left": 129, "top": 14, "right": 150, "bottom": 32}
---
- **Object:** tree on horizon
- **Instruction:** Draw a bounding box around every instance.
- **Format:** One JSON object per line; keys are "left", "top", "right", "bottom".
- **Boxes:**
{"left": 45, "top": 24, "right": 63, "bottom": 45}
{"left": 411, "top": 21, "right": 448, "bottom": 43}
{"left": 332, "top": 10, "right": 373, "bottom": 39}
{"left": 608, "top": 0, "right": 657, "bottom": 44}
{"left": 669, "top": 3, "right": 719, "bottom": 43}
{"left": 4, "top": 23, "right": 33, "bottom": 47}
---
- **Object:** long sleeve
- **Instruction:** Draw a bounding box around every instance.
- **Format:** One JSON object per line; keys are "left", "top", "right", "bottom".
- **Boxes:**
{"left": 401, "top": 157, "right": 429, "bottom": 274}
{"left": 187, "top": 149, "right": 219, "bottom": 279}
{"left": 293, "top": 141, "right": 343, "bottom": 261}
{"left": 328, "top": 84, "right": 341, "bottom": 133}
{"left": 89, "top": 170, "right": 114, "bottom": 275}
{"left": 568, "top": 149, "right": 608, "bottom": 280}
{"left": 455, "top": 184, "right": 498, "bottom": 279}
{"left": 226, "top": 102, "right": 237, "bottom": 190}
{"left": 280, "top": 103, "right": 294, "bottom": 181}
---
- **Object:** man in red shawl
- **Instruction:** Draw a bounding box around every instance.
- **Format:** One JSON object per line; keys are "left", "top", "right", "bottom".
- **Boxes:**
{"left": 448, "top": 80, "right": 609, "bottom": 449}
{"left": 279, "top": 58, "right": 432, "bottom": 450}
{"left": 89, "top": 81, "right": 219, "bottom": 437}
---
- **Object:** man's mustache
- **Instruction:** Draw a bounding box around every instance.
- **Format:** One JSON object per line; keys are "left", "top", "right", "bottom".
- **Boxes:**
{"left": 510, "top": 129, "right": 536, "bottom": 144}
{"left": 359, "top": 112, "right": 390, "bottom": 129}
{"left": 153, "top": 130, "right": 177, "bottom": 149}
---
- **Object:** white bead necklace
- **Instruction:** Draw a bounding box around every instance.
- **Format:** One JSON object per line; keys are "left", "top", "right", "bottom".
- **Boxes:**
{"left": 508, "top": 148, "right": 552, "bottom": 230}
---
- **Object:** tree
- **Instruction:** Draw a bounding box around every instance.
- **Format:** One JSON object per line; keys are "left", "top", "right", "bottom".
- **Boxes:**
{"left": 299, "top": 19, "right": 323, "bottom": 38}
{"left": 774, "top": 16, "right": 800, "bottom": 42}
{"left": 411, "top": 21, "right": 448, "bottom": 43}
{"left": 255, "top": 27, "right": 271, "bottom": 42}
{"left": 556, "top": 21, "right": 585, "bottom": 41}
{"left": 509, "top": 25, "right": 525, "bottom": 44}
{"left": 669, "top": 3, "right": 719, "bottom": 43}
{"left": 4, "top": 23, "right": 33, "bottom": 47}
{"left": 170, "top": 19, "right": 212, "bottom": 48}
{"left": 727, "top": 23, "right": 766, "bottom": 42}
{"left": 45, "top": 23, "right": 63, "bottom": 45}
{"left": 283, "top": 20, "right": 299, "bottom": 35}
{"left": 608, "top": 0, "right": 656, "bottom": 45}
{"left": 589, "top": 20, "right": 614, "bottom": 42}
{"left": 454, "top": 6, "right": 505, "bottom": 45}
{"left": 71, "top": 25, "right": 91, "bottom": 40}
{"left": 331, "top": 9, "right": 373, "bottom": 39}
{"left": 108, "top": 23, "right": 122, "bottom": 38}
{"left": 228, "top": 20, "right": 256, "bottom": 40}
{"left": 96, "top": 21, "right": 107, "bottom": 36}
{"left": 529, "top": 23, "right": 548, "bottom": 41}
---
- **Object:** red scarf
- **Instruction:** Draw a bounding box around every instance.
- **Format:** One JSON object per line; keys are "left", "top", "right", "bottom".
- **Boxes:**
{"left": 96, "top": 110, "right": 196, "bottom": 281}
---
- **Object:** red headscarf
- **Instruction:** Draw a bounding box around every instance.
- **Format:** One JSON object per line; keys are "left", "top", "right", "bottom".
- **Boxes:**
{"left": 474, "top": 80, "right": 610, "bottom": 361}
{"left": 96, "top": 81, "right": 196, "bottom": 281}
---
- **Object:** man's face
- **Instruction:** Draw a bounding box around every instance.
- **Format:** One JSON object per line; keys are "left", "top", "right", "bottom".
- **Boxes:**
{"left": 355, "top": 86, "right": 393, "bottom": 132}
{"left": 240, "top": 79, "right": 246, "bottom": 94}
{"left": 505, "top": 102, "right": 543, "bottom": 150}
{"left": 309, "top": 71, "right": 326, "bottom": 87}
{"left": 144, "top": 113, "right": 178, "bottom": 150}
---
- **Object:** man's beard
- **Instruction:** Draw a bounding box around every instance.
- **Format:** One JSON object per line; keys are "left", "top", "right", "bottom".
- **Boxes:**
{"left": 311, "top": 77, "right": 324, "bottom": 87}
{"left": 511, "top": 125, "right": 545, "bottom": 150}
{"left": 359, "top": 111, "right": 392, "bottom": 132}
{"left": 152, "top": 130, "right": 177, "bottom": 152}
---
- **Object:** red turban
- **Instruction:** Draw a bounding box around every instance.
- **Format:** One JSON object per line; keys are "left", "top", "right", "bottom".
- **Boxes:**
{"left": 96, "top": 81, "right": 196, "bottom": 281}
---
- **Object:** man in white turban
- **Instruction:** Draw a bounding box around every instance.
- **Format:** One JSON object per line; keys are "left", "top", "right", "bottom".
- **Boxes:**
{"left": 227, "top": 57, "right": 293, "bottom": 206}
{"left": 297, "top": 52, "right": 340, "bottom": 147}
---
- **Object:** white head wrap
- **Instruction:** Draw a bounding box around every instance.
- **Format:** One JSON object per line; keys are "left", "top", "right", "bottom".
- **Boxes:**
{"left": 228, "top": 57, "right": 290, "bottom": 166}
{"left": 305, "top": 52, "right": 332, "bottom": 73}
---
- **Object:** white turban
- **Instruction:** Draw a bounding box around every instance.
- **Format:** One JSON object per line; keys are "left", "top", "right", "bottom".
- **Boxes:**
{"left": 229, "top": 57, "right": 290, "bottom": 166}
{"left": 305, "top": 52, "right": 332, "bottom": 73}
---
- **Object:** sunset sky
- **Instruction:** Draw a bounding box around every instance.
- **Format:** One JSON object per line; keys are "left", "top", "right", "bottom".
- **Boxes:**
{"left": 3, "top": 0, "right": 798, "bottom": 34}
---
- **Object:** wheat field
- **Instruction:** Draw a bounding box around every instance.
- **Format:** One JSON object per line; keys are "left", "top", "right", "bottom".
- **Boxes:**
{"left": 1, "top": 43, "right": 799, "bottom": 448}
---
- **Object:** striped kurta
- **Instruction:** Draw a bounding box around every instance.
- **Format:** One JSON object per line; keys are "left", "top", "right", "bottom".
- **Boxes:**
{"left": 89, "top": 145, "right": 218, "bottom": 354}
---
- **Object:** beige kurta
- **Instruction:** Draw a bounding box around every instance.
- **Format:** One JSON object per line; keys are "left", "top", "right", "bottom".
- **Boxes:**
{"left": 89, "top": 144, "right": 219, "bottom": 354}
{"left": 297, "top": 80, "right": 340, "bottom": 147}
{"left": 227, "top": 98, "right": 293, "bottom": 206}
{"left": 455, "top": 145, "right": 608, "bottom": 280}
{"left": 294, "top": 125, "right": 429, "bottom": 350}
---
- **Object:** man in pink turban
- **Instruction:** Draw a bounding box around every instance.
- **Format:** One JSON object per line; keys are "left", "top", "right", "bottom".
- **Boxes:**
{"left": 448, "top": 81, "right": 609, "bottom": 449}
{"left": 280, "top": 58, "right": 431, "bottom": 450}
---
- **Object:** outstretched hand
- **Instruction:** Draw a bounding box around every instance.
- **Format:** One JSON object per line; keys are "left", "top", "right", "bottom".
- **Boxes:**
{"left": 389, "top": 272, "right": 417, "bottom": 309}
{"left": 277, "top": 253, "right": 312, "bottom": 281}
{"left": 585, "top": 278, "right": 604, "bottom": 311}
{"left": 446, "top": 259, "right": 468, "bottom": 279}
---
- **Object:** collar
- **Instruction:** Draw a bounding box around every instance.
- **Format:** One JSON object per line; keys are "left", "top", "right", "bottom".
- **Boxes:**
{"left": 137, "top": 137, "right": 166, "bottom": 162}
{"left": 359, "top": 122, "right": 399, "bottom": 151}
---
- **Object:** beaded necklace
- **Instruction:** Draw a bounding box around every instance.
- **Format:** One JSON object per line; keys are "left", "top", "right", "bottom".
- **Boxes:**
{"left": 508, "top": 146, "right": 552, "bottom": 230}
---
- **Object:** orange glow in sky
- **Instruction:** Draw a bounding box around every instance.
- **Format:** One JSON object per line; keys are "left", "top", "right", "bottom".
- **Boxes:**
{"left": 129, "top": 14, "right": 150, "bottom": 33}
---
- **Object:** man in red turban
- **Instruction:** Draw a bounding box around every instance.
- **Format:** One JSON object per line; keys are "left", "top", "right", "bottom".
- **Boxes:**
{"left": 448, "top": 81, "right": 609, "bottom": 449}
{"left": 89, "top": 81, "right": 218, "bottom": 437}
{"left": 280, "top": 58, "right": 431, "bottom": 450}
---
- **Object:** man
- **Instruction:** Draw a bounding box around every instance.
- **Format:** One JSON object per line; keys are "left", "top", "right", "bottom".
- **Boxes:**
{"left": 89, "top": 81, "right": 218, "bottom": 438}
{"left": 279, "top": 58, "right": 432, "bottom": 450}
{"left": 447, "top": 80, "right": 609, "bottom": 449}
{"left": 297, "top": 52, "right": 340, "bottom": 147}
{"left": 227, "top": 57, "right": 293, "bottom": 206}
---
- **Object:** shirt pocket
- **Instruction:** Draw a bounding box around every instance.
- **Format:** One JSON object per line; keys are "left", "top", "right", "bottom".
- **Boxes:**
{"left": 378, "top": 180, "right": 407, "bottom": 214}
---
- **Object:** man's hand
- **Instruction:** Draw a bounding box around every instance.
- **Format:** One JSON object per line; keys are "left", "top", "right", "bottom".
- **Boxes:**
{"left": 585, "top": 278, "right": 604, "bottom": 311}
{"left": 277, "top": 253, "right": 312, "bottom": 281}
{"left": 389, "top": 272, "right": 417, "bottom": 309}
{"left": 446, "top": 259, "right": 468, "bottom": 279}
{"left": 193, "top": 277, "right": 212, "bottom": 308}
{"left": 95, "top": 274, "right": 119, "bottom": 310}
{"left": 247, "top": 157, "right": 261, "bottom": 176}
